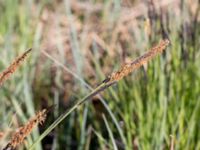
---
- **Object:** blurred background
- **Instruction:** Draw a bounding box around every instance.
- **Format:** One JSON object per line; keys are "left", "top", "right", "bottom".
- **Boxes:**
{"left": 0, "top": 0, "right": 200, "bottom": 149}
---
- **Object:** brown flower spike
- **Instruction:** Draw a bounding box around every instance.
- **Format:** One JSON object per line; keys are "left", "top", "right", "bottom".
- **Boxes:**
{"left": 0, "top": 48, "right": 32, "bottom": 86}
{"left": 3, "top": 109, "right": 47, "bottom": 150}
{"left": 105, "top": 39, "right": 170, "bottom": 83}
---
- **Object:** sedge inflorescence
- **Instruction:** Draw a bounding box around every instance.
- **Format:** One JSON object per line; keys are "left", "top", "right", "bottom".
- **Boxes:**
{"left": 3, "top": 109, "right": 47, "bottom": 150}
{"left": 0, "top": 48, "right": 32, "bottom": 86}
{"left": 106, "top": 39, "right": 170, "bottom": 83}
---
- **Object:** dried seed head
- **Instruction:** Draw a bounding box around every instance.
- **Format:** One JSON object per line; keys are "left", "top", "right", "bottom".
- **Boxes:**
{"left": 0, "top": 48, "right": 32, "bottom": 86}
{"left": 107, "top": 39, "right": 170, "bottom": 83}
{"left": 3, "top": 109, "right": 47, "bottom": 150}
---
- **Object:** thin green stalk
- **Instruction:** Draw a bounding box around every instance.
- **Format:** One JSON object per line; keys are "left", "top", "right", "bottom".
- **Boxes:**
{"left": 41, "top": 49, "right": 130, "bottom": 149}
{"left": 92, "top": 128, "right": 113, "bottom": 149}
{"left": 78, "top": 102, "right": 89, "bottom": 150}
{"left": 102, "top": 114, "right": 118, "bottom": 150}
{"left": 28, "top": 81, "right": 115, "bottom": 149}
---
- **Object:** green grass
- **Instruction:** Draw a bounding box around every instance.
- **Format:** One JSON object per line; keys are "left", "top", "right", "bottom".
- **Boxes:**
{"left": 0, "top": 0, "right": 200, "bottom": 150}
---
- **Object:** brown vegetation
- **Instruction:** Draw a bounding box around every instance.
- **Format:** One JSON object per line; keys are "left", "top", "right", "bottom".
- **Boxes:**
{"left": 0, "top": 48, "right": 32, "bottom": 86}
{"left": 3, "top": 109, "right": 47, "bottom": 150}
{"left": 105, "top": 39, "right": 170, "bottom": 83}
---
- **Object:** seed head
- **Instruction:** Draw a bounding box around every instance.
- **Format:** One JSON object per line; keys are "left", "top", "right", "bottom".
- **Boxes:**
{"left": 106, "top": 39, "right": 170, "bottom": 83}
{"left": 0, "top": 48, "right": 32, "bottom": 86}
{"left": 3, "top": 109, "right": 47, "bottom": 150}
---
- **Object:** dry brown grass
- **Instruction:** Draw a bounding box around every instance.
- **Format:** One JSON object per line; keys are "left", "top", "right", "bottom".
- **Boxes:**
{"left": 0, "top": 48, "right": 32, "bottom": 86}
{"left": 105, "top": 39, "right": 170, "bottom": 83}
{"left": 3, "top": 109, "right": 47, "bottom": 150}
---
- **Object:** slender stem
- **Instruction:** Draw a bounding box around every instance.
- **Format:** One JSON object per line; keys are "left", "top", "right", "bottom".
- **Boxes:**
{"left": 41, "top": 50, "right": 127, "bottom": 147}
{"left": 28, "top": 81, "right": 115, "bottom": 150}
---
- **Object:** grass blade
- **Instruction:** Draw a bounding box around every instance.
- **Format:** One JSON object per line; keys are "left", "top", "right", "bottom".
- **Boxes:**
{"left": 102, "top": 114, "right": 118, "bottom": 150}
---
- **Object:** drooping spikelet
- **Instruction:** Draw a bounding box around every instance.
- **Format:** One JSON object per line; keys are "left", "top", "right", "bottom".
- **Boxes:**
{"left": 3, "top": 109, "right": 47, "bottom": 150}
{"left": 105, "top": 39, "right": 170, "bottom": 83}
{"left": 0, "top": 48, "right": 32, "bottom": 86}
